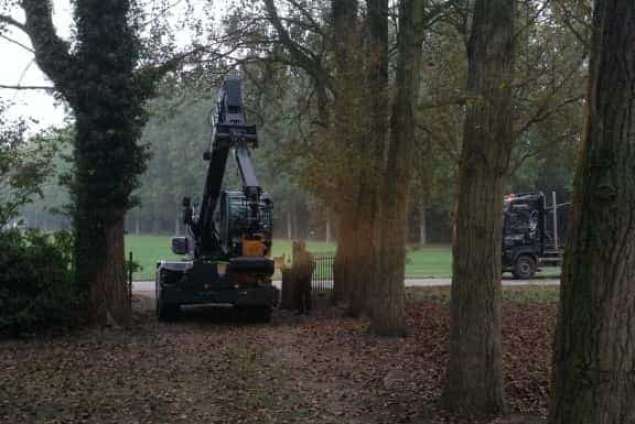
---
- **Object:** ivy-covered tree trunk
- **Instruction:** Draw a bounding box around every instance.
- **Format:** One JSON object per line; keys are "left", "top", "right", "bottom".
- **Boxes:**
{"left": 369, "top": 0, "right": 425, "bottom": 336}
{"left": 443, "top": 0, "right": 515, "bottom": 414}
{"left": 550, "top": 1, "right": 635, "bottom": 422}
{"left": 20, "top": 0, "right": 150, "bottom": 326}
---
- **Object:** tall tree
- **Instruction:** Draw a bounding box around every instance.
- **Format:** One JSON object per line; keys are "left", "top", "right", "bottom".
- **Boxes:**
{"left": 330, "top": 0, "right": 360, "bottom": 304}
{"left": 550, "top": 0, "right": 635, "bottom": 422}
{"left": 1, "top": 0, "right": 165, "bottom": 325}
{"left": 443, "top": 0, "right": 515, "bottom": 414}
{"left": 368, "top": 0, "right": 426, "bottom": 335}
{"left": 342, "top": 0, "right": 388, "bottom": 317}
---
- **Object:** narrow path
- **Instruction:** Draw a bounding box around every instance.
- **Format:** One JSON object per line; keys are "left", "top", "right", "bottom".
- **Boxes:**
{"left": 133, "top": 277, "right": 560, "bottom": 297}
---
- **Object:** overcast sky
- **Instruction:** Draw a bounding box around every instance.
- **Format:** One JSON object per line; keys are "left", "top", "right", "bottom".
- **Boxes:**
{"left": 1, "top": 0, "right": 73, "bottom": 129}
{"left": 1, "top": 0, "right": 224, "bottom": 131}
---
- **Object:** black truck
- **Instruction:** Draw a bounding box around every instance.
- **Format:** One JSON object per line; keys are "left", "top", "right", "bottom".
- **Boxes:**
{"left": 155, "top": 76, "right": 277, "bottom": 321}
{"left": 502, "top": 192, "right": 569, "bottom": 279}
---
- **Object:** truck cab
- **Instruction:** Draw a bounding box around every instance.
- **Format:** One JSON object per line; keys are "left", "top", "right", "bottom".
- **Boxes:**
{"left": 502, "top": 192, "right": 567, "bottom": 279}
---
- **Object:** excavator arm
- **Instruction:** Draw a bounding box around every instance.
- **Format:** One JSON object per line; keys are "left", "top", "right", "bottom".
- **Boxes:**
{"left": 183, "top": 76, "right": 269, "bottom": 260}
{"left": 158, "top": 76, "right": 276, "bottom": 322}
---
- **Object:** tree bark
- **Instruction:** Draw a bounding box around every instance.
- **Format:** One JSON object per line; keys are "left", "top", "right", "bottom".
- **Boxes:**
{"left": 333, "top": 211, "right": 355, "bottom": 304}
{"left": 331, "top": 0, "right": 360, "bottom": 305}
{"left": 75, "top": 210, "right": 129, "bottom": 324}
{"left": 347, "top": 190, "right": 378, "bottom": 317}
{"left": 550, "top": 1, "right": 635, "bottom": 422}
{"left": 443, "top": 0, "right": 515, "bottom": 414}
{"left": 343, "top": 0, "right": 388, "bottom": 319}
{"left": 369, "top": 0, "right": 425, "bottom": 336}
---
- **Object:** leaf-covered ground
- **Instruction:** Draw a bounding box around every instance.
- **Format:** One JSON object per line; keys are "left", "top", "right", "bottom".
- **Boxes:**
{"left": 0, "top": 287, "right": 556, "bottom": 423}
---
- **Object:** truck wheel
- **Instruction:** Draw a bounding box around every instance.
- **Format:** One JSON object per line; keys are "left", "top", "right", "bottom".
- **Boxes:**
{"left": 256, "top": 307, "right": 272, "bottom": 323}
{"left": 512, "top": 255, "right": 536, "bottom": 279}
{"left": 238, "top": 306, "right": 271, "bottom": 323}
{"left": 156, "top": 269, "right": 180, "bottom": 321}
{"left": 156, "top": 299, "right": 180, "bottom": 322}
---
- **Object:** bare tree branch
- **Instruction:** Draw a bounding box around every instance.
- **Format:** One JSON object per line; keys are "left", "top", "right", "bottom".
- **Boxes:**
{"left": 286, "top": 0, "right": 326, "bottom": 37}
{"left": 508, "top": 128, "right": 578, "bottom": 173}
{"left": 0, "top": 14, "right": 27, "bottom": 32}
{"left": 20, "top": 0, "right": 76, "bottom": 101}
{"left": 136, "top": 44, "right": 208, "bottom": 81}
{"left": 418, "top": 94, "right": 480, "bottom": 110}
{"left": 513, "top": 0, "right": 551, "bottom": 42}
{"left": 552, "top": 0, "right": 592, "bottom": 49}
{"left": 0, "top": 84, "right": 55, "bottom": 90}
{"left": 514, "top": 94, "right": 583, "bottom": 139}
{"left": 0, "top": 33, "right": 34, "bottom": 53}
{"left": 139, "top": 0, "right": 184, "bottom": 28}
{"left": 262, "top": 0, "right": 332, "bottom": 96}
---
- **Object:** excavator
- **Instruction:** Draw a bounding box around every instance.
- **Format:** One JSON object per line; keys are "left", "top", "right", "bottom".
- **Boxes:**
{"left": 155, "top": 76, "right": 276, "bottom": 322}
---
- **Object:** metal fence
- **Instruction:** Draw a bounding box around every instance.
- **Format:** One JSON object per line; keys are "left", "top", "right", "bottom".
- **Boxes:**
{"left": 311, "top": 252, "right": 335, "bottom": 296}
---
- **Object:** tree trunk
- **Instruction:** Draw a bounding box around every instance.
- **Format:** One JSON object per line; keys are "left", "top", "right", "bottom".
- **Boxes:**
{"left": 550, "top": 1, "right": 635, "bottom": 422}
{"left": 419, "top": 201, "right": 427, "bottom": 246}
{"left": 135, "top": 210, "right": 140, "bottom": 235}
{"left": 334, "top": 207, "right": 356, "bottom": 304}
{"left": 443, "top": 0, "right": 515, "bottom": 414}
{"left": 343, "top": 0, "right": 388, "bottom": 319}
{"left": 19, "top": 0, "right": 152, "bottom": 327}
{"left": 347, "top": 190, "right": 378, "bottom": 317}
{"left": 75, "top": 208, "right": 129, "bottom": 325}
{"left": 369, "top": 0, "right": 425, "bottom": 336}
{"left": 331, "top": 0, "right": 359, "bottom": 305}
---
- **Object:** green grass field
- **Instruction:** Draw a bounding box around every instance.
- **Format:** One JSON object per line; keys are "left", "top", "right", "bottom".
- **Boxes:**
{"left": 125, "top": 234, "right": 559, "bottom": 281}
{"left": 125, "top": 235, "right": 342, "bottom": 280}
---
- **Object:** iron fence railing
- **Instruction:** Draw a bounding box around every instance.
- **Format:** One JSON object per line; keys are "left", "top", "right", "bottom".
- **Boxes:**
{"left": 311, "top": 252, "right": 335, "bottom": 296}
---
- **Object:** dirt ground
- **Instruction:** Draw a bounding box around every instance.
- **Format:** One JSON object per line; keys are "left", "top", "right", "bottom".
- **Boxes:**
{"left": 0, "top": 289, "right": 554, "bottom": 423}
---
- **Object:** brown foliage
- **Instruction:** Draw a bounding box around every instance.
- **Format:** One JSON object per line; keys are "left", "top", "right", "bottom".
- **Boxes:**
{"left": 0, "top": 291, "right": 555, "bottom": 423}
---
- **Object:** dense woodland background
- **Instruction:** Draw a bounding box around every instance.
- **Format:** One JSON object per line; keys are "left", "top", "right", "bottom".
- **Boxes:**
{"left": 16, "top": 0, "right": 583, "bottom": 244}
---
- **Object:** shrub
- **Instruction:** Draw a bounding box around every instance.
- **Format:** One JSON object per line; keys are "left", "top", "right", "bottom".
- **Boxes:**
{"left": 0, "top": 229, "right": 78, "bottom": 336}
